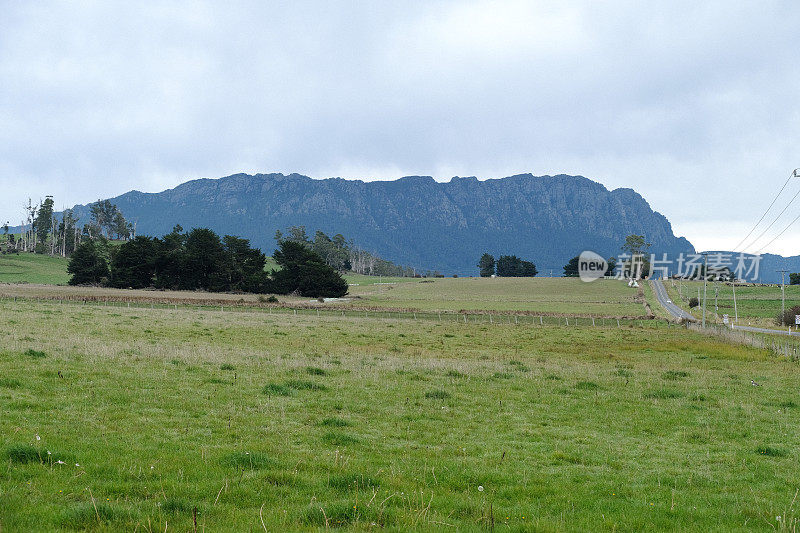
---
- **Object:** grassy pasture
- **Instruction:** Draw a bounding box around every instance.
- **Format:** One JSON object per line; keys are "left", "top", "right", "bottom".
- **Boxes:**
{"left": 345, "top": 277, "right": 646, "bottom": 317}
{"left": 0, "top": 276, "right": 649, "bottom": 318}
{"left": 0, "top": 254, "right": 71, "bottom": 285}
{"left": 1, "top": 300, "right": 799, "bottom": 531}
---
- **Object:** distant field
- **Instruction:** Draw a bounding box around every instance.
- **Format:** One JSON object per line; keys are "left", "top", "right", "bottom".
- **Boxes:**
{"left": 0, "top": 253, "right": 70, "bottom": 285}
{"left": 0, "top": 258, "right": 649, "bottom": 317}
{"left": 343, "top": 272, "right": 410, "bottom": 286}
{"left": 345, "top": 277, "right": 647, "bottom": 317}
{"left": 664, "top": 279, "right": 800, "bottom": 328}
{"left": 1, "top": 299, "right": 798, "bottom": 530}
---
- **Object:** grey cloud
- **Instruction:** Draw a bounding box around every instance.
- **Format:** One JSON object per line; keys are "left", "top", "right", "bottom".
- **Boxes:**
{"left": 2, "top": 1, "right": 799, "bottom": 253}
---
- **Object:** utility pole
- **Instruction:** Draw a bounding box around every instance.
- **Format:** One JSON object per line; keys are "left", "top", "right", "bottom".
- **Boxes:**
{"left": 732, "top": 273, "right": 738, "bottom": 324}
{"left": 778, "top": 270, "right": 788, "bottom": 323}
{"left": 702, "top": 252, "right": 708, "bottom": 328}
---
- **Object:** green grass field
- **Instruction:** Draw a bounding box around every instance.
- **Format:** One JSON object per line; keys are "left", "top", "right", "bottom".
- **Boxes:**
{"left": 0, "top": 254, "right": 71, "bottom": 285}
{"left": 1, "top": 299, "right": 799, "bottom": 531}
{"left": 345, "top": 277, "right": 646, "bottom": 317}
{"left": 664, "top": 280, "right": 800, "bottom": 327}
{"left": 0, "top": 253, "right": 649, "bottom": 317}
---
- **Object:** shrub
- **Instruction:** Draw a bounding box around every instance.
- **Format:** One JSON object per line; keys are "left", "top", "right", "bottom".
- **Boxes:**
{"left": 688, "top": 297, "right": 699, "bottom": 308}
{"left": 776, "top": 305, "right": 800, "bottom": 327}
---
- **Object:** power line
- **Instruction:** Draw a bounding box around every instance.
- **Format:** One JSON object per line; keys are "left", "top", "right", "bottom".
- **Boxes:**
{"left": 733, "top": 169, "right": 798, "bottom": 252}
{"left": 741, "top": 185, "right": 800, "bottom": 253}
{"left": 755, "top": 209, "right": 800, "bottom": 255}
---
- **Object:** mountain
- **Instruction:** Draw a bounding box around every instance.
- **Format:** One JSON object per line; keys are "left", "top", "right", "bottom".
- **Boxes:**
{"left": 53, "top": 172, "right": 693, "bottom": 275}
{"left": 698, "top": 252, "right": 800, "bottom": 285}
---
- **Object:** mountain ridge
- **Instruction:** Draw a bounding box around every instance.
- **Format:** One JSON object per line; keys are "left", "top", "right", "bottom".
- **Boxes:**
{"left": 18, "top": 172, "right": 697, "bottom": 276}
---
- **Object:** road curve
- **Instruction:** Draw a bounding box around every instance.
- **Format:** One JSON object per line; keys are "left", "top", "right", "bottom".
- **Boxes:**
{"left": 650, "top": 278, "right": 696, "bottom": 321}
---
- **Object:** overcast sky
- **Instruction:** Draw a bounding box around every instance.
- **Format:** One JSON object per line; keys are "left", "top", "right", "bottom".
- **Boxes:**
{"left": 2, "top": 1, "right": 799, "bottom": 255}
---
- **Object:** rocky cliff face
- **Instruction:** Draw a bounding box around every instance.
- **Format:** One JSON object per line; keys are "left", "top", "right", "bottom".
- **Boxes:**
{"left": 68, "top": 173, "right": 695, "bottom": 274}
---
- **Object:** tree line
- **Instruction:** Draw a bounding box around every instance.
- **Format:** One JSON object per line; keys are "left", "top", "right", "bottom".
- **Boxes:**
{"left": 67, "top": 226, "right": 348, "bottom": 298}
{"left": 3, "top": 197, "right": 133, "bottom": 256}
{"left": 477, "top": 253, "right": 538, "bottom": 277}
{"left": 277, "top": 225, "right": 422, "bottom": 277}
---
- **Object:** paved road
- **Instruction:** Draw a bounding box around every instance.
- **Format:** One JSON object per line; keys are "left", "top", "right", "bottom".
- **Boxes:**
{"left": 732, "top": 325, "right": 800, "bottom": 337}
{"left": 650, "top": 278, "right": 696, "bottom": 321}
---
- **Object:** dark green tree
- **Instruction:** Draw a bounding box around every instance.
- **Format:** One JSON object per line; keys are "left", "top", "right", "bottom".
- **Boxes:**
{"left": 154, "top": 225, "right": 187, "bottom": 289}
{"left": 222, "top": 235, "right": 269, "bottom": 292}
{"left": 34, "top": 197, "right": 55, "bottom": 250}
{"left": 112, "top": 211, "right": 132, "bottom": 240}
{"left": 58, "top": 209, "right": 78, "bottom": 255}
{"left": 270, "top": 240, "right": 347, "bottom": 297}
{"left": 496, "top": 255, "right": 537, "bottom": 277}
{"left": 110, "top": 236, "right": 158, "bottom": 288}
{"left": 478, "top": 253, "right": 495, "bottom": 277}
{"left": 621, "top": 234, "right": 650, "bottom": 256}
{"left": 67, "top": 240, "right": 109, "bottom": 285}
{"left": 563, "top": 256, "right": 580, "bottom": 277}
{"left": 183, "top": 228, "right": 228, "bottom": 291}
{"left": 605, "top": 257, "right": 617, "bottom": 277}
{"left": 789, "top": 273, "right": 800, "bottom": 285}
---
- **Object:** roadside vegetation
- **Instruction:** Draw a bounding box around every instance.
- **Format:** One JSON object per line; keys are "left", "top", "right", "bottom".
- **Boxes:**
{"left": 664, "top": 279, "right": 800, "bottom": 328}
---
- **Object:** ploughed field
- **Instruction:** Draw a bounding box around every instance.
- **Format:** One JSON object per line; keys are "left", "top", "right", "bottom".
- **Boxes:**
{"left": 1, "top": 299, "right": 799, "bottom": 531}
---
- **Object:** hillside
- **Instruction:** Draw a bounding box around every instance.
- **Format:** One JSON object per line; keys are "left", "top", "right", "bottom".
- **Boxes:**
{"left": 58, "top": 173, "right": 693, "bottom": 275}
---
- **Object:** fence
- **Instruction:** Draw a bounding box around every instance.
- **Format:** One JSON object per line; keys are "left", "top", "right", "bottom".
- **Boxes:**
{"left": 1, "top": 295, "right": 673, "bottom": 329}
